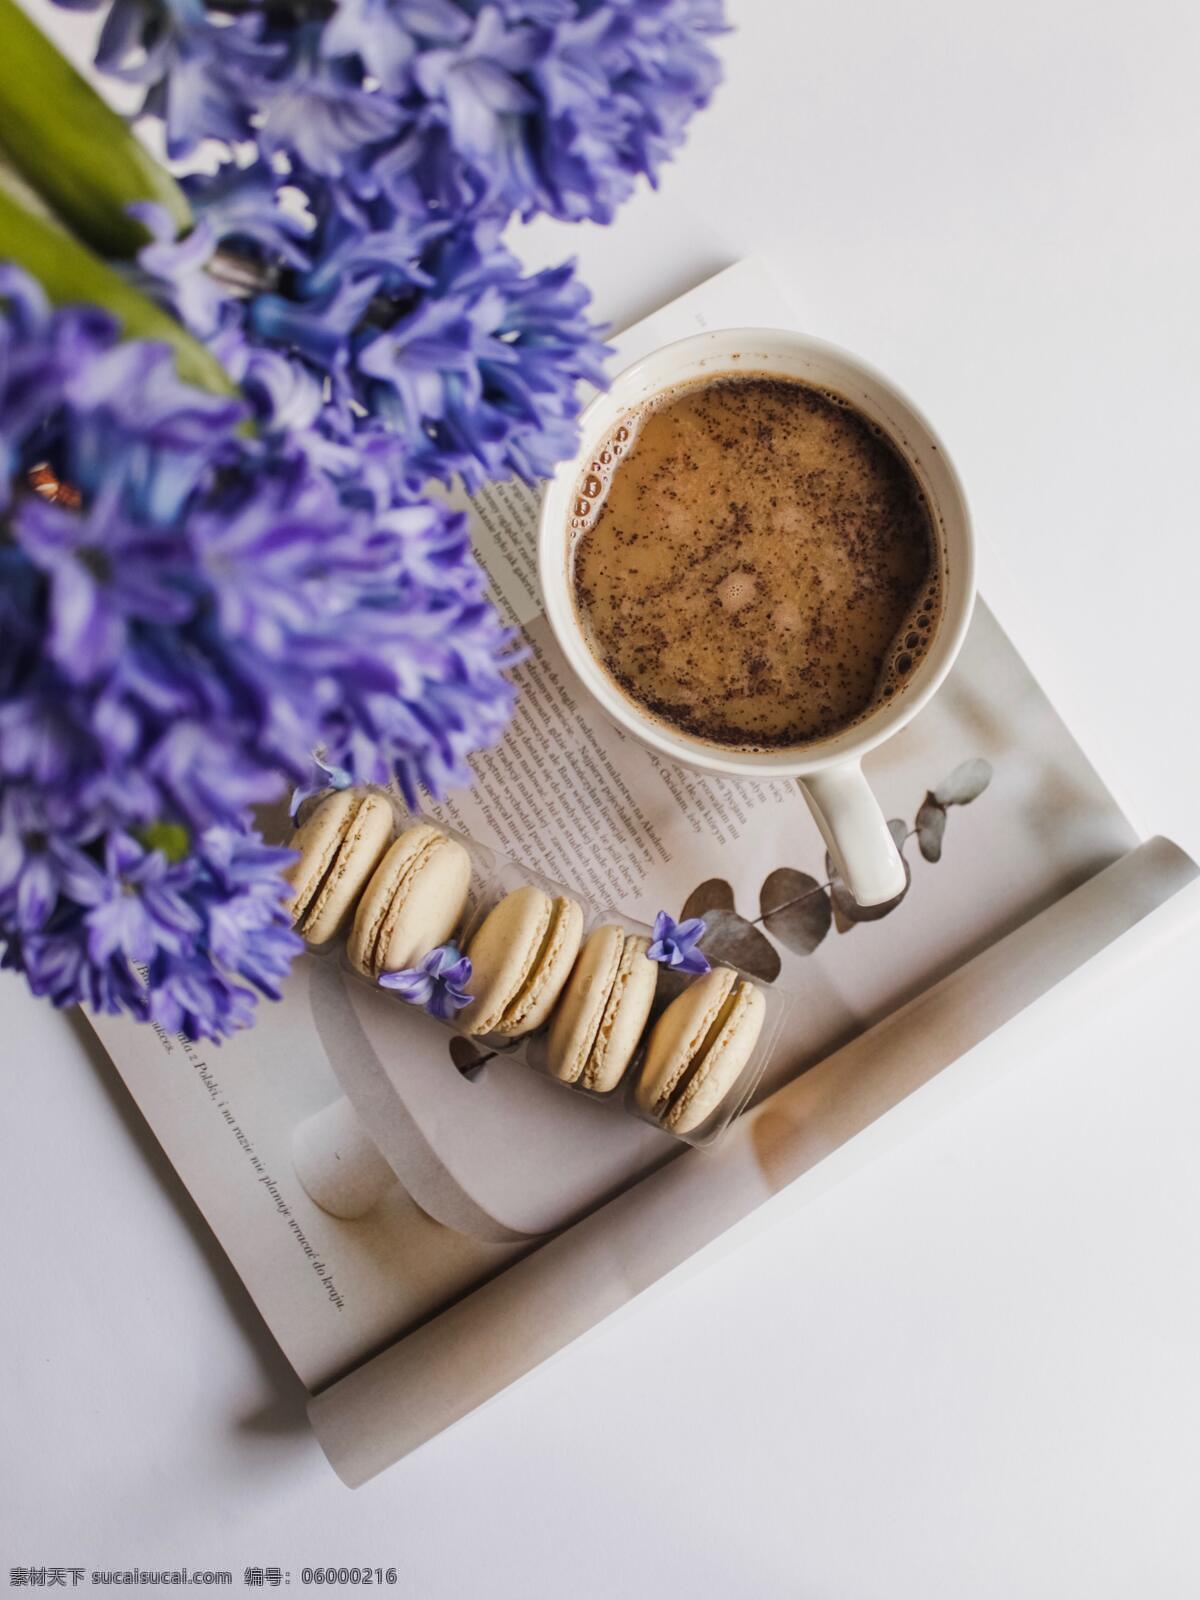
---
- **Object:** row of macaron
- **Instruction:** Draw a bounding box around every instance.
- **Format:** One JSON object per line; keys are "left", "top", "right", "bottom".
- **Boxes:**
{"left": 285, "top": 787, "right": 767, "bottom": 1136}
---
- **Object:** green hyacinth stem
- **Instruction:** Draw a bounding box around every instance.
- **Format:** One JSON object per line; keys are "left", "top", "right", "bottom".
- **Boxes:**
{"left": 0, "top": 0, "right": 191, "bottom": 259}
{"left": 0, "top": 183, "right": 237, "bottom": 399}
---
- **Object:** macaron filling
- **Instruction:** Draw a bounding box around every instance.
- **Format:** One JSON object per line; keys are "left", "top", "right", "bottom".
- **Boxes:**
{"left": 289, "top": 812, "right": 354, "bottom": 932}
{"left": 653, "top": 981, "right": 745, "bottom": 1126}
{"left": 298, "top": 798, "right": 388, "bottom": 941}
{"left": 495, "top": 895, "right": 572, "bottom": 1034}
{"left": 462, "top": 887, "right": 552, "bottom": 1035}
{"left": 546, "top": 922, "right": 625, "bottom": 1083}
{"left": 288, "top": 790, "right": 395, "bottom": 944}
{"left": 582, "top": 933, "right": 642, "bottom": 1090}
{"left": 365, "top": 835, "right": 443, "bottom": 976}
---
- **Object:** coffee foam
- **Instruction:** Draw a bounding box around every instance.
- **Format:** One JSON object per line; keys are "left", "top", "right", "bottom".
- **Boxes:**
{"left": 569, "top": 373, "right": 945, "bottom": 753}
{"left": 571, "top": 374, "right": 904, "bottom": 543}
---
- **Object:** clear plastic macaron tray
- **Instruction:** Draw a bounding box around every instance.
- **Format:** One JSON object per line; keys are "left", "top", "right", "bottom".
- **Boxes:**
{"left": 289, "top": 785, "right": 793, "bottom": 1148}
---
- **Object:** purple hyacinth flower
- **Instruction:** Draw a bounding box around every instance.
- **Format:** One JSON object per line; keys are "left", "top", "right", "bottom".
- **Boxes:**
{"left": 379, "top": 942, "right": 473, "bottom": 1020}
{"left": 84, "top": 832, "right": 203, "bottom": 966}
{"left": 238, "top": 348, "right": 326, "bottom": 435}
{"left": 195, "top": 826, "right": 301, "bottom": 1001}
{"left": 11, "top": 486, "right": 197, "bottom": 685}
{"left": 93, "top": 0, "right": 281, "bottom": 157}
{"left": 257, "top": 24, "right": 406, "bottom": 180}
{"left": 129, "top": 201, "right": 227, "bottom": 341}
{"left": 647, "top": 910, "right": 710, "bottom": 975}
{"left": 412, "top": 5, "right": 544, "bottom": 160}
{"left": 182, "top": 161, "right": 313, "bottom": 270}
{"left": 320, "top": 0, "right": 428, "bottom": 93}
{"left": 63, "top": 336, "right": 246, "bottom": 521}
{"left": 289, "top": 755, "right": 354, "bottom": 822}
{"left": 0, "top": 790, "right": 106, "bottom": 933}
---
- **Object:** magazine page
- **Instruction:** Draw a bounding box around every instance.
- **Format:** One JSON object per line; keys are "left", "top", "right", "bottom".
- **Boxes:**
{"left": 308, "top": 839, "right": 1200, "bottom": 1488}
{"left": 313, "top": 587, "right": 1139, "bottom": 1252}
{"left": 372, "top": 257, "right": 1140, "bottom": 1234}
{"left": 83, "top": 260, "right": 1141, "bottom": 1395}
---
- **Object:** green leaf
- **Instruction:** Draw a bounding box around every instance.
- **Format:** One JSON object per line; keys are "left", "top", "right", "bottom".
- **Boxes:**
{"left": 0, "top": 186, "right": 237, "bottom": 399}
{"left": 0, "top": 0, "right": 190, "bottom": 259}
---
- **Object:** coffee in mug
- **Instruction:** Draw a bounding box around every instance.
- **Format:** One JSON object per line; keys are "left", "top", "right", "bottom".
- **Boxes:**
{"left": 568, "top": 374, "right": 943, "bottom": 752}
{"left": 539, "top": 326, "right": 976, "bottom": 910}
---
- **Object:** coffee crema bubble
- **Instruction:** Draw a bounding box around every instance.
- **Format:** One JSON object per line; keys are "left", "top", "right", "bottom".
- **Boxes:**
{"left": 568, "top": 374, "right": 944, "bottom": 752}
{"left": 570, "top": 419, "right": 640, "bottom": 536}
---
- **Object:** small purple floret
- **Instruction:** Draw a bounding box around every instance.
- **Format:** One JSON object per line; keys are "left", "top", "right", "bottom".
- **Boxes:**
{"left": 288, "top": 756, "right": 355, "bottom": 822}
{"left": 647, "top": 910, "right": 710, "bottom": 975}
{"left": 379, "top": 942, "right": 473, "bottom": 1020}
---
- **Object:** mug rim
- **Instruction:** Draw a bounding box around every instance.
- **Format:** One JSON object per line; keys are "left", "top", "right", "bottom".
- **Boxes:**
{"left": 537, "top": 326, "right": 976, "bottom": 778}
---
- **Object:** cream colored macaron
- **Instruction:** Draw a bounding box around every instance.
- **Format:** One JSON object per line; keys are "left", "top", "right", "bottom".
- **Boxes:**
{"left": 349, "top": 823, "right": 472, "bottom": 978}
{"left": 285, "top": 788, "right": 393, "bottom": 947}
{"left": 635, "top": 966, "right": 766, "bottom": 1135}
{"left": 546, "top": 926, "right": 657, "bottom": 1092}
{"left": 460, "top": 885, "right": 583, "bottom": 1038}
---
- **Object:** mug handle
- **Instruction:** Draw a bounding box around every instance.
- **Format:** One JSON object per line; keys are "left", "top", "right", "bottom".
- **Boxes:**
{"left": 798, "top": 762, "right": 907, "bottom": 908}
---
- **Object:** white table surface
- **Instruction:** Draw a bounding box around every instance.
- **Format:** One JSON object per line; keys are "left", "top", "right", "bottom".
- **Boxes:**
{"left": 5, "top": 0, "right": 1200, "bottom": 1593}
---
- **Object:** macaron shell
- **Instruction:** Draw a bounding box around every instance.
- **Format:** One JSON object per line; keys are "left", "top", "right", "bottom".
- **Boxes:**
{"left": 584, "top": 934, "right": 657, "bottom": 1093}
{"left": 349, "top": 823, "right": 439, "bottom": 975}
{"left": 285, "top": 787, "right": 359, "bottom": 929}
{"left": 634, "top": 966, "right": 737, "bottom": 1120}
{"left": 546, "top": 924, "right": 624, "bottom": 1084}
{"left": 376, "top": 835, "right": 472, "bottom": 975}
{"left": 349, "top": 824, "right": 467, "bottom": 976}
{"left": 300, "top": 792, "right": 393, "bottom": 946}
{"left": 668, "top": 979, "right": 766, "bottom": 1134}
{"left": 460, "top": 885, "right": 552, "bottom": 1037}
{"left": 497, "top": 895, "right": 583, "bottom": 1036}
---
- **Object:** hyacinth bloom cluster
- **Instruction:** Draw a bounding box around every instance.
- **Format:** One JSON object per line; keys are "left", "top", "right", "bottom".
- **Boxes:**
{"left": 71, "top": 0, "right": 726, "bottom": 222}
{"left": 1, "top": 0, "right": 725, "bottom": 1037}
{"left": 49, "top": 0, "right": 725, "bottom": 492}
{"left": 0, "top": 269, "right": 515, "bottom": 1037}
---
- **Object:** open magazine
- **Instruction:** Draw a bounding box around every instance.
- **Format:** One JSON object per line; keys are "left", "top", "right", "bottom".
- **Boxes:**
{"left": 83, "top": 261, "right": 1200, "bottom": 1486}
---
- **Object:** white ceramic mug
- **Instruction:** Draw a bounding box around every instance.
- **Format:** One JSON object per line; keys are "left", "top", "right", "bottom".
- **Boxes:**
{"left": 537, "top": 328, "right": 976, "bottom": 907}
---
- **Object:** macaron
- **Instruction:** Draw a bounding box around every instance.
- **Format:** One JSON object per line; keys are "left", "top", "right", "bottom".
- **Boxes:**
{"left": 546, "top": 925, "right": 657, "bottom": 1092}
{"left": 635, "top": 966, "right": 766, "bottom": 1135}
{"left": 285, "top": 787, "right": 393, "bottom": 947}
{"left": 460, "top": 885, "right": 583, "bottom": 1038}
{"left": 349, "top": 822, "right": 472, "bottom": 978}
